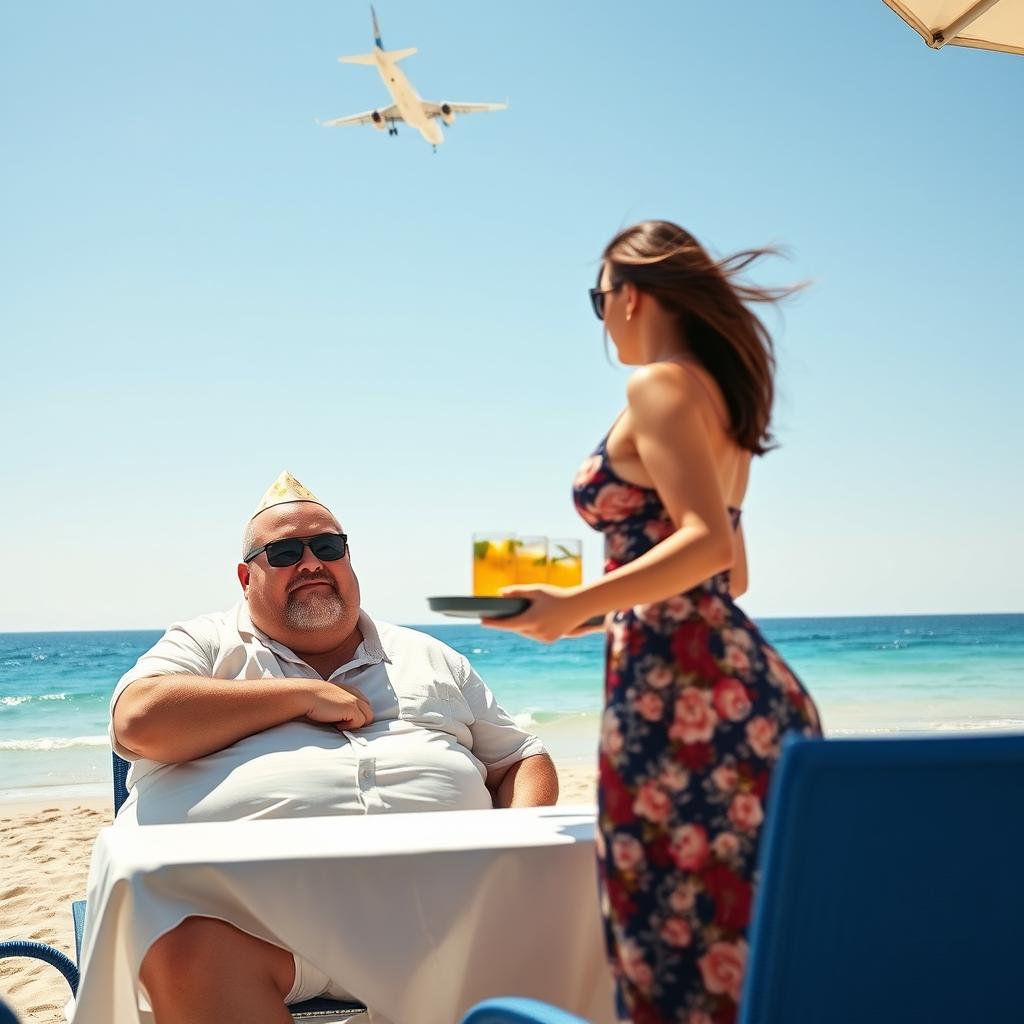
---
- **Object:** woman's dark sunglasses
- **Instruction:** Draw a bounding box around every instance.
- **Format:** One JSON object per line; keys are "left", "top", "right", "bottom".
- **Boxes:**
{"left": 589, "top": 280, "right": 622, "bottom": 321}
{"left": 244, "top": 532, "right": 349, "bottom": 568}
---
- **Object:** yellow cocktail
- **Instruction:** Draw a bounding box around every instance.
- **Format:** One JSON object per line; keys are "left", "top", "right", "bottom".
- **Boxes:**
{"left": 548, "top": 539, "right": 583, "bottom": 588}
{"left": 515, "top": 536, "right": 549, "bottom": 585}
{"left": 473, "top": 534, "right": 518, "bottom": 596}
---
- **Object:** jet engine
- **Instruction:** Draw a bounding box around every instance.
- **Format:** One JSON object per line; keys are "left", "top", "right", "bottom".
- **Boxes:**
{"left": 440, "top": 103, "right": 456, "bottom": 127}
{"left": 371, "top": 110, "right": 387, "bottom": 131}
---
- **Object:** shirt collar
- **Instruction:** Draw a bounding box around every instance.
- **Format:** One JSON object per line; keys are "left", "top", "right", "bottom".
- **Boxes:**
{"left": 235, "top": 602, "right": 390, "bottom": 670}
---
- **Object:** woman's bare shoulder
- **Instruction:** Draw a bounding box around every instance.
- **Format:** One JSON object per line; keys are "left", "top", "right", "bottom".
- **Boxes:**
{"left": 626, "top": 362, "right": 711, "bottom": 425}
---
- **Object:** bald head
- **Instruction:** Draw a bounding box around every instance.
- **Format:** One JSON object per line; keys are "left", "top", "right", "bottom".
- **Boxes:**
{"left": 237, "top": 501, "right": 360, "bottom": 654}
{"left": 242, "top": 502, "right": 337, "bottom": 560}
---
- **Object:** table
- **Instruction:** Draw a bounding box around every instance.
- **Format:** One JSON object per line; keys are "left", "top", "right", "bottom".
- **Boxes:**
{"left": 69, "top": 805, "right": 616, "bottom": 1024}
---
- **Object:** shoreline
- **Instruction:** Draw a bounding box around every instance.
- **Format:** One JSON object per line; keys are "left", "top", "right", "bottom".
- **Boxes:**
{"left": 7, "top": 717, "right": 1024, "bottom": 804}
{"left": 0, "top": 784, "right": 111, "bottom": 805}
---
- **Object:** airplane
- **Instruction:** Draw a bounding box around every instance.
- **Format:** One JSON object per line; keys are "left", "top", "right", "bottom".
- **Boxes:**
{"left": 319, "top": 6, "right": 506, "bottom": 149}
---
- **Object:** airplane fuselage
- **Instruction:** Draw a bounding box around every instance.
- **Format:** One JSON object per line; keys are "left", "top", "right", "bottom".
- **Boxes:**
{"left": 373, "top": 51, "right": 443, "bottom": 145}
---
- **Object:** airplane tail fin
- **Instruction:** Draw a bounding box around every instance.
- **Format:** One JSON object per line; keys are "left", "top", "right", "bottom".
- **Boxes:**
{"left": 371, "top": 5, "right": 385, "bottom": 48}
{"left": 340, "top": 8, "right": 416, "bottom": 64}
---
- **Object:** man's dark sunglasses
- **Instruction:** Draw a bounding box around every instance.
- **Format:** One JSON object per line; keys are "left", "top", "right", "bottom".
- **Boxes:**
{"left": 244, "top": 532, "right": 349, "bottom": 568}
{"left": 589, "top": 279, "right": 623, "bottom": 321}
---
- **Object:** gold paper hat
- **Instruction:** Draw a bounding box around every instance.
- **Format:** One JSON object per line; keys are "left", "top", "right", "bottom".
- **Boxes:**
{"left": 250, "top": 471, "right": 327, "bottom": 521}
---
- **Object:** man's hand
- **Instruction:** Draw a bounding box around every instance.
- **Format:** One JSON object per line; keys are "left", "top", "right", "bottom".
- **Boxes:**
{"left": 302, "top": 680, "right": 374, "bottom": 730}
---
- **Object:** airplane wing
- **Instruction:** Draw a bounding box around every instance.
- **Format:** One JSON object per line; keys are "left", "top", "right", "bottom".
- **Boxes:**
{"left": 422, "top": 101, "right": 507, "bottom": 119}
{"left": 318, "top": 104, "right": 402, "bottom": 128}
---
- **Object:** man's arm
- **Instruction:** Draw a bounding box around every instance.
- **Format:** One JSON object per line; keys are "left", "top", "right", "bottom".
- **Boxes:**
{"left": 487, "top": 753, "right": 559, "bottom": 808}
{"left": 450, "top": 647, "right": 556, "bottom": 807}
{"left": 113, "top": 675, "right": 373, "bottom": 764}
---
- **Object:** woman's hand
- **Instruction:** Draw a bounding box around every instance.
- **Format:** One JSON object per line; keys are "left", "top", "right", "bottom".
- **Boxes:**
{"left": 481, "top": 585, "right": 597, "bottom": 644}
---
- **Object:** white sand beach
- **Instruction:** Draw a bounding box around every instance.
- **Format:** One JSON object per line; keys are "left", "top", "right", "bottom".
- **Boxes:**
{"left": 0, "top": 799, "right": 108, "bottom": 1023}
{"left": 0, "top": 761, "right": 597, "bottom": 1024}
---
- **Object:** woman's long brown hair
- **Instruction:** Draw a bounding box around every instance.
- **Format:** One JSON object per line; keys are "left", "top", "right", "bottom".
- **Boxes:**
{"left": 603, "top": 220, "right": 802, "bottom": 455}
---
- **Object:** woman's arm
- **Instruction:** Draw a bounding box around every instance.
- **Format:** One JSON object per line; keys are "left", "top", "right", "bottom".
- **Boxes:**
{"left": 729, "top": 524, "right": 748, "bottom": 598}
{"left": 488, "top": 364, "right": 736, "bottom": 642}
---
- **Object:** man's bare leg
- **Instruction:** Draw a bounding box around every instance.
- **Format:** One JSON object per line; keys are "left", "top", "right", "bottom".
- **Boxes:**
{"left": 139, "top": 916, "right": 296, "bottom": 1024}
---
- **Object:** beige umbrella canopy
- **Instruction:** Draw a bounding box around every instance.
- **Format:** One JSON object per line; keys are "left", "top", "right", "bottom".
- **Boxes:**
{"left": 883, "top": 0, "right": 1024, "bottom": 54}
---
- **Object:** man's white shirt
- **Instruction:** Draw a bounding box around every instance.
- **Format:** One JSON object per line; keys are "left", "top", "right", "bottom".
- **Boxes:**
{"left": 109, "top": 604, "right": 546, "bottom": 824}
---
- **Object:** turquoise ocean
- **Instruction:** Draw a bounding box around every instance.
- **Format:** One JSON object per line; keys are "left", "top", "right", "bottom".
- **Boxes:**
{"left": 1, "top": 614, "right": 1022, "bottom": 800}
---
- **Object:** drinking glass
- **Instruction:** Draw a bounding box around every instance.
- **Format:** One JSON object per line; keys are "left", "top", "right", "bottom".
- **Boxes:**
{"left": 514, "top": 536, "right": 549, "bottom": 585}
{"left": 548, "top": 539, "right": 583, "bottom": 587}
{"left": 473, "top": 533, "right": 518, "bottom": 596}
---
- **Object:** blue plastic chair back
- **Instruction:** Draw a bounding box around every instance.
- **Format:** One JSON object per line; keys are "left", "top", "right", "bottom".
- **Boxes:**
{"left": 112, "top": 751, "right": 130, "bottom": 814}
{"left": 740, "top": 734, "right": 1024, "bottom": 1024}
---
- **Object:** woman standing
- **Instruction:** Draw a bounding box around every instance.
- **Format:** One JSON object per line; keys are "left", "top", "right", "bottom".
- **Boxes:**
{"left": 484, "top": 221, "right": 822, "bottom": 1024}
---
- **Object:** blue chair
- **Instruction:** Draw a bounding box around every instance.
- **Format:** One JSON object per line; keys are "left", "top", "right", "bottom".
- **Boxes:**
{"left": 739, "top": 733, "right": 1024, "bottom": 1024}
{"left": 462, "top": 997, "right": 590, "bottom": 1024}
{"left": 0, "top": 752, "right": 365, "bottom": 1020}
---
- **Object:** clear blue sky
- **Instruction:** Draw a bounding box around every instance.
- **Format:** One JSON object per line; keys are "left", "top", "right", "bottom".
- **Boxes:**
{"left": 2, "top": 1, "right": 1021, "bottom": 631}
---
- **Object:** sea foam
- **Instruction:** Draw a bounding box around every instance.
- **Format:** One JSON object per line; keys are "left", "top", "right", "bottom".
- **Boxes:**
{"left": 0, "top": 735, "right": 108, "bottom": 752}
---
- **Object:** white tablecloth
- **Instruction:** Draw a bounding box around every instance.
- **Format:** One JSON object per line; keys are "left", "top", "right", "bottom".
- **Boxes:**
{"left": 70, "top": 805, "right": 616, "bottom": 1024}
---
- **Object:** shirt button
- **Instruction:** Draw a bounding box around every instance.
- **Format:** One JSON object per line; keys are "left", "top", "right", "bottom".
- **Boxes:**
{"left": 360, "top": 767, "right": 372, "bottom": 780}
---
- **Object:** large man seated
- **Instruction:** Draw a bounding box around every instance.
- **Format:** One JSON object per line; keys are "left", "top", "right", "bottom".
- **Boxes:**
{"left": 109, "top": 471, "right": 557, "bottom": 1020}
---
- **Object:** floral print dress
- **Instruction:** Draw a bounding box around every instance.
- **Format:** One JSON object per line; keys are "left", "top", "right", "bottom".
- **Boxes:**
{"left": 574, "top": 432, "right": 822, "bottom": 1024}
